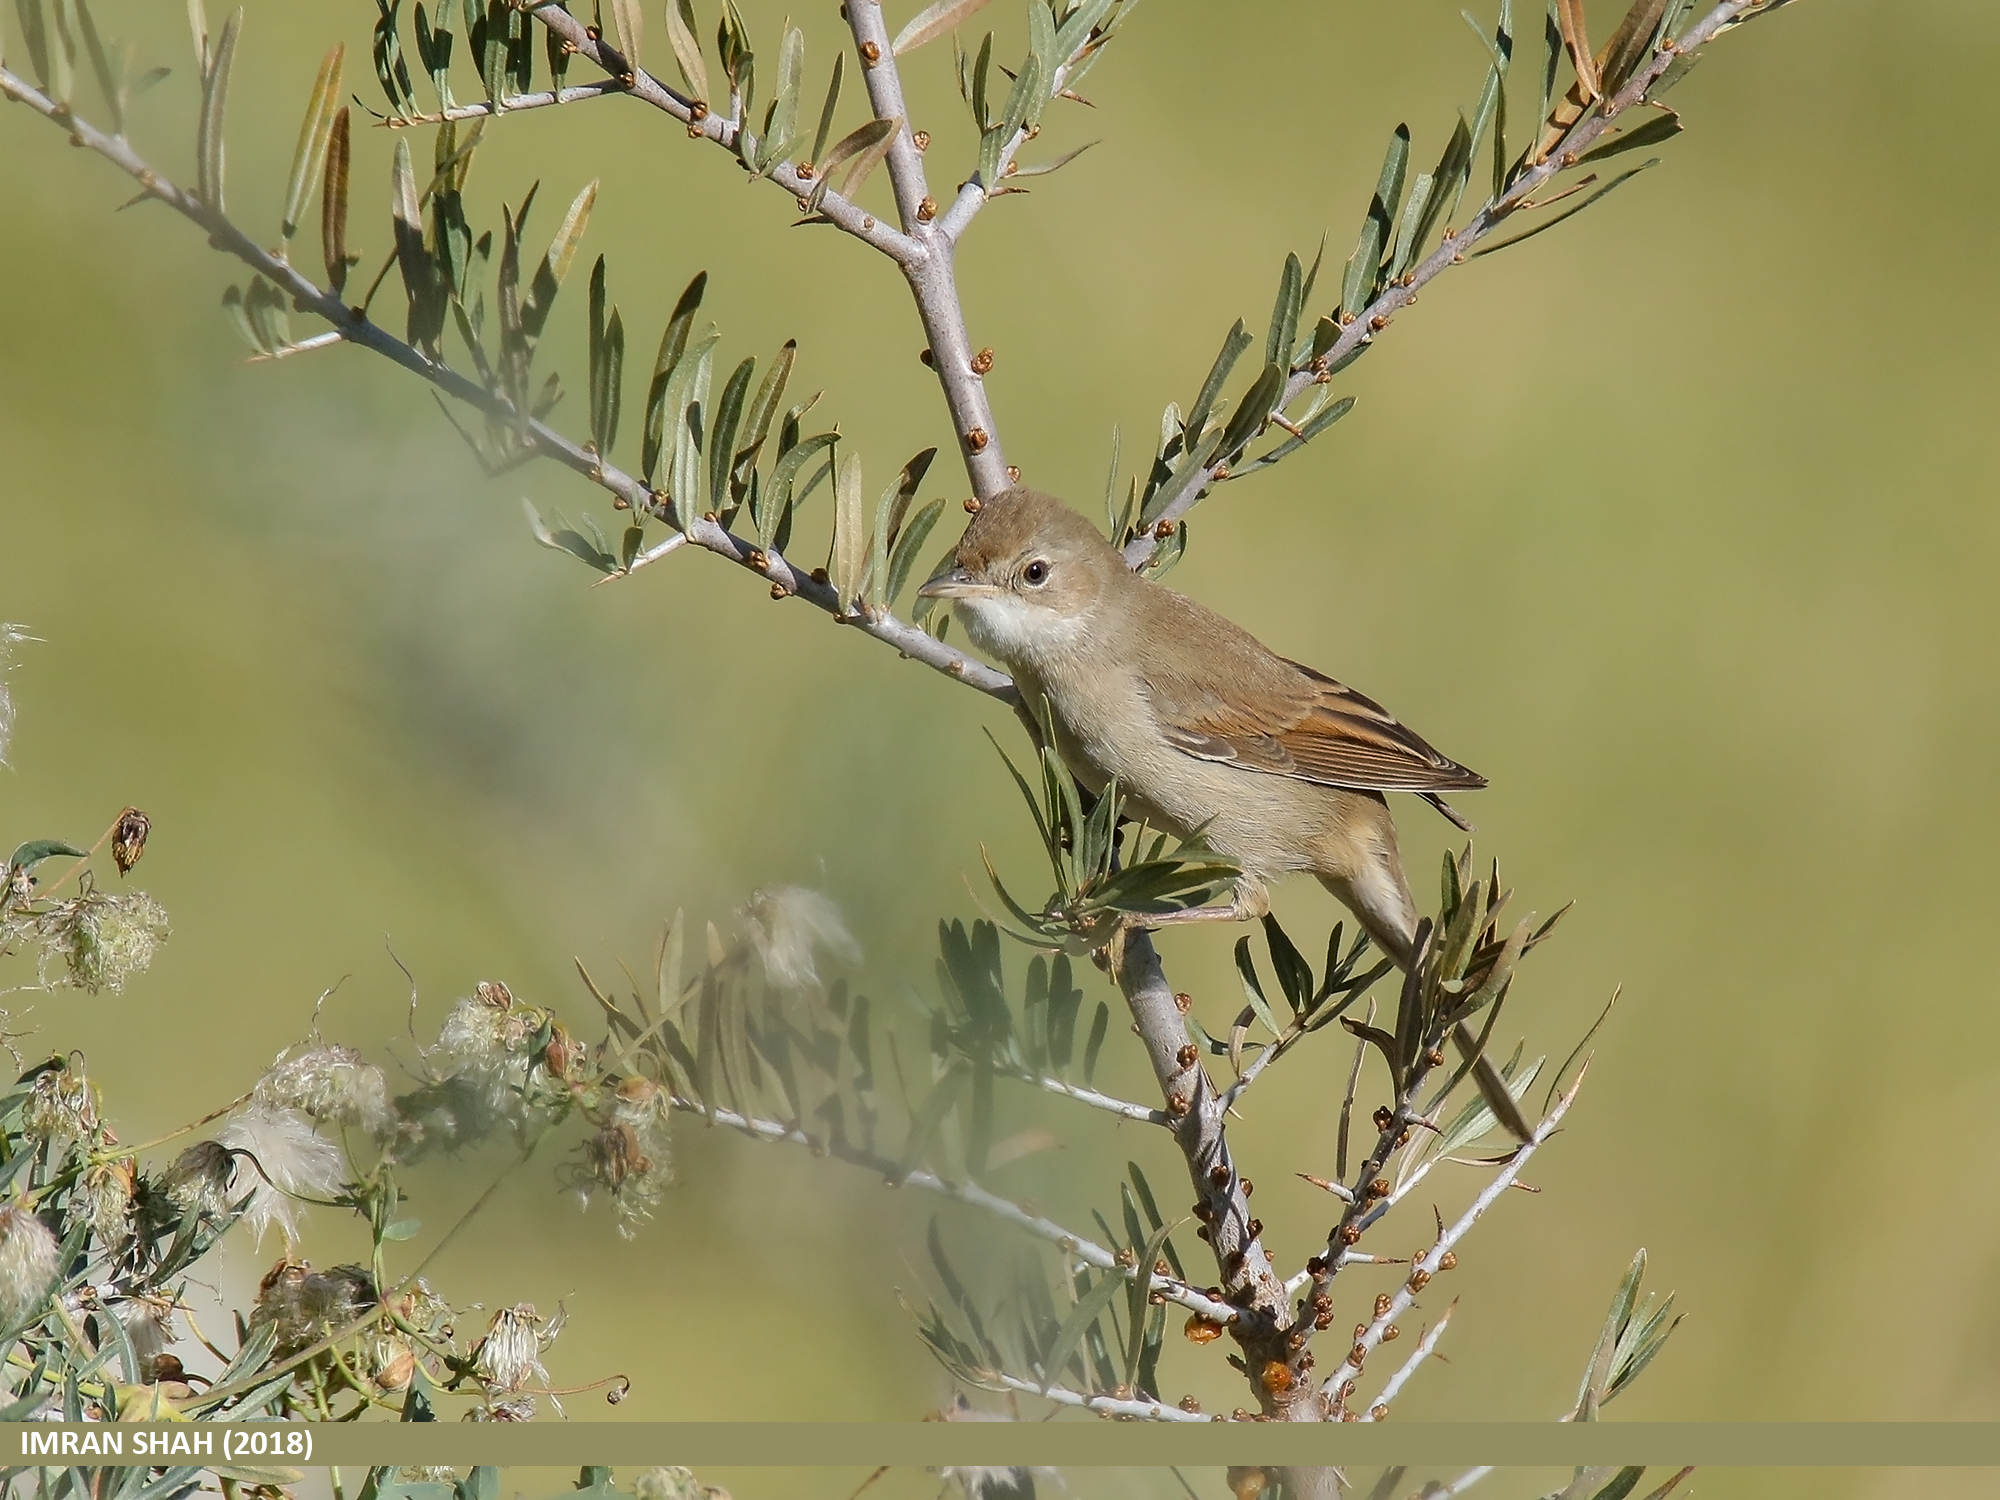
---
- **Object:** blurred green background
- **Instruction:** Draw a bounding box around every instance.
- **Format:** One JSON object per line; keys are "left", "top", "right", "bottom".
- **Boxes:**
{"left": 5, "top": 0, "right": 1999, "bottom": 1482}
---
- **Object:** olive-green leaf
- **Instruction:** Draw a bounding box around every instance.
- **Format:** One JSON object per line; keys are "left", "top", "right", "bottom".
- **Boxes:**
{"left": 321, "top": 107, "right": 352, "bottom": 294}
{"left": 814, "top": 114, "right": 899, "bottom": 208}
{"left": 195, "top": 7, "right": 240, "bottom": 212}
{"left": 282, "top": 44, "right": 344, "bottom": 239}
{"left": 1039, "top": 1265, "right": 1124, "bottom": 1394}
{"left": 665, "top": 0, "right": 708, "bottom": 102}
{"left": 1575, "top": 106, "right": 1680, "bottom": 163}
{"left": 1264, "top": 251, "right": 1304, "bottom": 370}
{"left": 608, "top": 0, "right": 642, "bottom": 71}
{"left": 831, "top": 447, "right": 866, "bottom": 609}
{"left": 1470, "top": 156, "right": 1657, "bottom": 256}
{"left": 809, "top": 51, "right": 842, "bottom": 168}
{"left": 893, "top": 0, "right": 997, "bottom": 56}
{"left": 886, "top": 497, "right": 944, "bottom": 604}
{"left": 521, "top": 178, "right": 595, "bottom": 340}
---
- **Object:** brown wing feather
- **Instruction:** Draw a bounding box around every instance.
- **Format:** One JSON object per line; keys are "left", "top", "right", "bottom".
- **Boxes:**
{"left": 1142, "top": 641, "right": 1485, "bottom": 794}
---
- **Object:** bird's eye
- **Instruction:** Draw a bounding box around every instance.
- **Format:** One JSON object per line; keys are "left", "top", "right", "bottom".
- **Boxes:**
{"left": 1022, "top": 559, "right": 1050, "bottom": 586}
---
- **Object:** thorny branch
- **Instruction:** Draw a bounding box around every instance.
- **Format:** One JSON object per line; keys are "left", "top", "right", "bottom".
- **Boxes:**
{"left": 0, "top": 63, "right": 1016, "bottom": 709}
{"left": 1120, "top": 0, "right": 1767, "bottom": 568}
{"left": 1334, "top": 1067, "right": 1585, "bottom": 1418}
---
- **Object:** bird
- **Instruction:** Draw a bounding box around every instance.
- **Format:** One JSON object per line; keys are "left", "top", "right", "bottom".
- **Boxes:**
{"left": 918, "top": 486, "right": 1530, "bottom": 1140}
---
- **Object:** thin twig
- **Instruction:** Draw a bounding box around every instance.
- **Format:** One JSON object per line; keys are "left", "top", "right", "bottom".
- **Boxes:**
{"left": 381, "top": 80, "right": 625, "bottom": 126}
{"left": 1008, "top": 1068, "right": 1167, "bottom": 1125}
{"left": 840, "top": 0, "right": 1010, "bottom": 497}
{"left": 986, "top": 1370, "right": 1216, "bottom": 1422}
{"left": 1119, "top": 0, "right": 1763, "bottom": 570}
{"left": 1357, "top": 1300, "right": 1455, "bottom": 1420}
{"left": 667, "top": 1093, "right": 1238, "bottom": 1323}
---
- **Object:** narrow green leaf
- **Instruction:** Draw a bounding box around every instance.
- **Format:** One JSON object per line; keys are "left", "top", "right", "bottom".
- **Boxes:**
{"left": 1264, "top": 251, "right": 1304, "bottom": 370}
{"left": 609, "top": 0, "right": 642, "bottom": 71}
{"left": 1183, "top": 322, "right": 1252, "bottom": 454}
{"left": 894, "top": 0, "right": 997, "bottom": 56}
{"left": 1575, "top": 107, "right": 1680, "bottom": 163}
{"left": 817, "top": 114, "right": 899, "bottom": 207}
{"left": 665, "top": 0, "right": 708, "bottom": 101}
{"left": 1039, "top": 1264, "right": 1125, "bottom": 1394}
{"left": 886, "top": 497, "right": 945, "bottom": 604}
{"left": 72, "top": 0, "right": 122, "bottom": 132}
{"left": 1217, "top": 361, "right": 1283, "bottom": 458}
{"left": 321, "top": 105, "right": 351, "bottom": 294}
{"left": 758, "top": 22, "right": 803, "bottom": 171}
{"left": 15, "top": 0, "right": 54, "bottom": 90}
{"left": 1233, "top": 939, "right": 1280, "bottom": 1037}
{"left": 521, "top": 178, "right": 595, "bottom": 340}
{"left": 195, "top": 7, "right": 241, "bottom": 213}
{"left": 808, "top": 51, "right": 842, "bottom": 168}
{"left": 587, "top": 257, "right": 624, "bottom": 455}
{"left": 707, "top": 355, "right": 754, "bottom": 516}
{"left": 1081, "top": 1000, "right": 1109, "bottom": 1082}
{"left": 893, "top": 1061, "right": 970, "bottom": 1181}
{"left": 642, "top": 271, "right": 708, "bottom": 484}
{"left": 1471, "top": 157, "right": 1658, "bottom": 257}
{"left": 282, "top": 44, "right": 344, "bottom": 239}
{"left": 371, "top": 0, "right": 414, "bottom": 117}
{"left": 831, "top": 447, "right": 866, "bottom": 608}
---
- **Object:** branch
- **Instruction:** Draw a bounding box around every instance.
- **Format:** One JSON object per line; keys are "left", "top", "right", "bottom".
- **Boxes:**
{"left": 1357, "top": 1299, "right": 1455, "bottom": 1421}
{"left": 666, "top": 1093, "right": 1237, "bottom": 1324}
{"left": 379, "top": 80, "right": 627, "bottom": 126}
{"left": 524, "top": 3, "right": 921, "bottom": 263}
{"left": 933, "top": 24, "right": 1100, "bottom": 244}
{"left": 841, "top": 0, "right": 1010, "bottom": 498}
{"left": 987, "top": 1370, "right": 1216, "bottom": 1422}
{"left": 1007, "top": 1068, "right": 1168, "bottom": 1126}
{"left": 1113, "top": 931, "right": 1301, "bottom": 1406}
{"left": 1318, "top": 1065, "right": 1587, "bottom": 1406}
{"left": 1119, "top": 0, "right": 1766, "bottom": 570}
{"left": 0, "top": 64, "right": 1018, "bottom": 709}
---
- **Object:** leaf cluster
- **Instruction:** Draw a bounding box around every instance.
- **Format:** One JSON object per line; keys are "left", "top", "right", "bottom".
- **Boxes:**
{"left": 982, "top": 722, "right": 1240, "bottom": 954}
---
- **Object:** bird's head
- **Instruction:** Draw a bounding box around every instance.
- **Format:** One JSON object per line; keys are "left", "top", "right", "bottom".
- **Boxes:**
{"left": 918, "top": 488, "right": 1122, "bottom": 666}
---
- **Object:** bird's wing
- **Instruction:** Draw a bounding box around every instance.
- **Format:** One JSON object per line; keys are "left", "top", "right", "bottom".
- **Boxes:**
{"left": 1141, "top": 652, "right": 1486, "bottom": 794}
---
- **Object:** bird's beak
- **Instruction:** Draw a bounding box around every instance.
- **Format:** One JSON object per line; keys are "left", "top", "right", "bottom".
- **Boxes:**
{"left": 916, "top": 564, "right": 996, "bottom": 600}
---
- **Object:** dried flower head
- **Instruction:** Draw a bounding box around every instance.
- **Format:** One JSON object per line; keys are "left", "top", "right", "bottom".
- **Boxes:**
{"left": 34, "top": 888, "right": 169, "bottom": 993}
{"left": 251, "top": 1259, "right": 376, "bottom": 1352}
{"left": 476, "top": 1302, "right": 551, "bottom": 1393}
{"left": 21, "top": 1063, "right": 98, "bottom": 1158}
{"left": 471, "top": 1395, "right": 537, "bottom": 1422}
{"left": 216, "top": 1103, "right": 346, "bottom": 1247}
{"left": 115, "top": 1293, "right": 178, "bottom": 1370}
{"left": 571, "top": 1113, "right": 669, "bottom": 1238}
{"left": 740, "top": 886, "right": 860, "bottom": 991}
{"left": 160, "top": 1139, "right": 238, "bottom": 1220}
{"left": 0, "top": 1203, "right": 59, "bottom": 1326}
{"left": 73, "top": 1157, "right": 136, "bottom": 1250}
{"left": 425, "top": 981, "right": 566, "bottom": 1128}
{"left": 255, "top": 1044, "right": 391, "bottom": 1137}
{"left": 110, "top": 808, "right": 150, "bottom": 875}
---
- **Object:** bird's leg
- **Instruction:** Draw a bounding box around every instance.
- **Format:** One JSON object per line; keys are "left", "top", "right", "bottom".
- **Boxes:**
{"left": 1119, "top": 877, "right": 1269, "bottom": 932}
